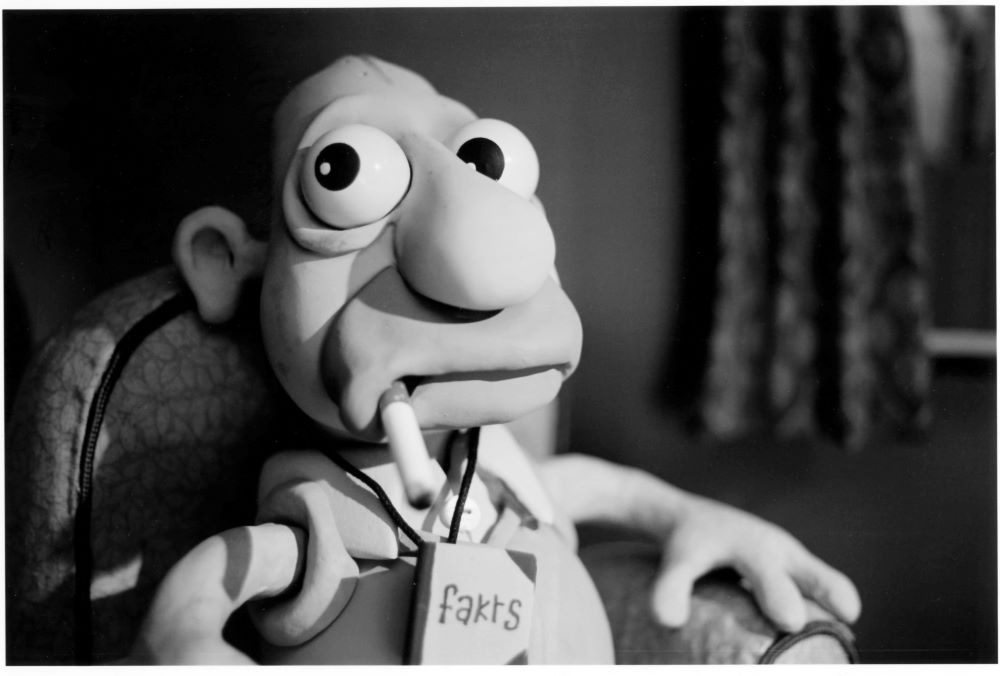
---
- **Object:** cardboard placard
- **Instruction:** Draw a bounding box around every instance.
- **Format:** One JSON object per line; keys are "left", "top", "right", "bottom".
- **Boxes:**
{"left": 407, "top": 541, "right": 536, "bottom": 664}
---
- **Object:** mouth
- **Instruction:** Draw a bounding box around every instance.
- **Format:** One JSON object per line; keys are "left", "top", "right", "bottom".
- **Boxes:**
{"left": 400, "top": 365, "right": 567, "bottom": 431}
{"left": 400, "top": 366, "right": 556, "bottom": 394}
{"left": 321, "top": 266, "right": 582, "bottom": 439}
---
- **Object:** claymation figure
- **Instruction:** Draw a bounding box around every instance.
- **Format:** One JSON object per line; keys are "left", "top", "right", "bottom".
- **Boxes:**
{"left": 136, "top": 56, "right": 860, "bottom": 664}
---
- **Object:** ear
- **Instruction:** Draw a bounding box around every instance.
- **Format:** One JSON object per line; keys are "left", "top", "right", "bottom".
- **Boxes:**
{"left": 173, "top": 206, "right": 267, "bottom": 324}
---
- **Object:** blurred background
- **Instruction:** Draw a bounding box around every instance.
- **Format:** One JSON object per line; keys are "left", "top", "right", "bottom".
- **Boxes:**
{"left": 4, "top": 7, "right": 995, "bottom": 663}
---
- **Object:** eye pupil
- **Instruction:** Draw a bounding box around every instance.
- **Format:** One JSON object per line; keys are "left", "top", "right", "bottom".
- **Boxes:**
{"left": 457, "top": 137, "right": 505, "bottom": 181}
{"left": 315, "top": 143, "right": 360, "bottom": 191}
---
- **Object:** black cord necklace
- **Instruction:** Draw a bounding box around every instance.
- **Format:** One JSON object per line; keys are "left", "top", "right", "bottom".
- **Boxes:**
{"left": 446, "top": 427, "right": 480, "bottom": 544}
{"left": 324, "top": 427, "right": 481, "bottom": 550}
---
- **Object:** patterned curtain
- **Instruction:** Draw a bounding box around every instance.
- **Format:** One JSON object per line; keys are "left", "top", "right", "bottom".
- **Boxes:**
{"left": 697, "top": 6, "right": 930, "bottom": 448}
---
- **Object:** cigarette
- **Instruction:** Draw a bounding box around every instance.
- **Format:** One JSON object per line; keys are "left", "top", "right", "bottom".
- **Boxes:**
{"left": 379, "top": 381, "right": 436, "bottom": 509}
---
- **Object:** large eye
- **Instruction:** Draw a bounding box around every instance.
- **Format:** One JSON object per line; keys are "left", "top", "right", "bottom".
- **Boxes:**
{"left": 447, "top": 119, "right": 539, "bottom": 198}
{"left": 300, "top": 124, "right": 410, "bottom": 228}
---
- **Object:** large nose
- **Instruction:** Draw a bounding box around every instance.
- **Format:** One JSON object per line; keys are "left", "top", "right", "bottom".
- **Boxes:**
{"left": 392, "top": 134, "right": 555, "bottom": 311}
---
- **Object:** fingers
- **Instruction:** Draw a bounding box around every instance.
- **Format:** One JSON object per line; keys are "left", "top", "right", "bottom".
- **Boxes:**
{"left": 790, "top": 553, "right": 863, "bottom": 624}
{"left": 651, "top": 559, "right": 705, "bottom": 627}
{"left": 251, "top": 478, "right": 360, "bottom": 646}
{"left": 739, "top": 562, "right": 808, "bottom": 633}
{"left": 135, "top": 523, "right": 305, "bottom": 664}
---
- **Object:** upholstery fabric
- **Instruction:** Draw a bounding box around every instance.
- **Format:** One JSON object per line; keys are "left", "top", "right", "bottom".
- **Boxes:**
{"left": 6, "top": 267, "right": 282, "bottom": 664}
{"left": 582, "top": 541, "right": 856, "bottom": 664}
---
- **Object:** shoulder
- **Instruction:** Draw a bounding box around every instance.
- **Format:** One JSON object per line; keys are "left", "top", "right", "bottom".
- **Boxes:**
{"left": 257, "top": 450, "right": 401, "bottom": 559}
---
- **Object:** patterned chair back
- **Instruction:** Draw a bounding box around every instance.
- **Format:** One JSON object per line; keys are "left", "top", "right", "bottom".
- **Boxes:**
{"left": 7, "top": 267, "right": 283, "bottom": 664}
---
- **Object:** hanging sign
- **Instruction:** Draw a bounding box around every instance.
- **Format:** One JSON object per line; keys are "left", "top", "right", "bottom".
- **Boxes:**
{"left": 406, "top": 540, "right": 536, "bottom": 664}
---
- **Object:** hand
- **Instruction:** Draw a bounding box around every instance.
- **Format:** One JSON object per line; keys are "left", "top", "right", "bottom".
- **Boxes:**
{"left": 129, "top": 524, "right": 305, "bottom": 664}
{"left": 650, "top": 495, "right": 862, "bottom": 633}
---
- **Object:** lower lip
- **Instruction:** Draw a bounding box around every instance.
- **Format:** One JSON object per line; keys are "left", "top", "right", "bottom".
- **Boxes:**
{"left": 402, "top": 364, "right": 558, "bottom": 393}
{"left": 402, "top": 367, "right": 565, "bottom": 431}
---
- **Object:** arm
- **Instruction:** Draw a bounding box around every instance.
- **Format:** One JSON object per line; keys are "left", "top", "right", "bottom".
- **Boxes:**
{"left": 131, "top": 451, "right": 364, "bottom": 663}
{"left": 537, "top": 454, "right": 861, "bottom": 633}
{"left": 130, "top": 523, "right": 305, "bottom": 664}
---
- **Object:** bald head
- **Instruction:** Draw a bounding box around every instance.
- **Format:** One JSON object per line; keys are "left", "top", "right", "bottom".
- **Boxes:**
{"left": 272, "top": 56, "right": 437, "bottom": 201}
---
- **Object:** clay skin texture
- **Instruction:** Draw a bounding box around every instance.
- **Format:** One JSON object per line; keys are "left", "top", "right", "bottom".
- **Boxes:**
{"left": 257, "top": 56, "right": 580, "bottom": 439}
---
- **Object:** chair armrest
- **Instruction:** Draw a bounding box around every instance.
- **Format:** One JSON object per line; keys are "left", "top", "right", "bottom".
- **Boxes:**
{"left": 580, "top": 541, "right": 858, "bottom": 664}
